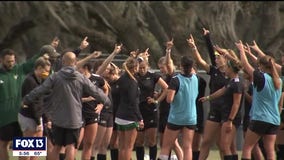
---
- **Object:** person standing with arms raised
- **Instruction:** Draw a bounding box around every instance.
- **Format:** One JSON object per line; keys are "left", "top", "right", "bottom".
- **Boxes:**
{"left": 236, "top": 41, "right": 282, "bottom": 160}
{"left": 0, "top": 47, "right": 50, "bottom": 160}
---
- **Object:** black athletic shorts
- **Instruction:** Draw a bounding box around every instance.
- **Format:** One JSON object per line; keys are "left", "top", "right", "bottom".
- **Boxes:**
{"left": 249, "top": 120, "right": 279, "bottom": 135}
{"left": 281, "top": 110, "right": 284, "bottom": 123}
{"left": 166, "top": 122, "right": 196, "bottom": 131}
{"left": 98, "top": 112, "right": 114, "bottom": 127}
{"left": 243, "top": 118, "right": 250, "bottom": 132}
{"left": 196, "top": 103, "right": 204, "bottom": 133}
{"left": 83, "top": 113, "right": 99, "bottom": 126}
{"left": 43, "top": 125, "right": 55, "bottom": 145}
{"left": 139, "top": 102, "right": 158, "bottom": 130}
{"left": 158, "top": 113, "right": 168, "bottom": 133}
{"left": 0, "top": 122, "right": 22, "bottom": 141}
{"left": 221, "top": 113, "right": 242, "bottom": 128}
{"left": 207, "top": 105, "right": 222, "bottom": 123}
{"left": 52, "top": 125, "right": 81, "bottom": 148}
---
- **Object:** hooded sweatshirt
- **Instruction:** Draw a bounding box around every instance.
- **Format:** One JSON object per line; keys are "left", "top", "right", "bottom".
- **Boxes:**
{"left": 23, "top": 66, "right": 111, "bottom": 129}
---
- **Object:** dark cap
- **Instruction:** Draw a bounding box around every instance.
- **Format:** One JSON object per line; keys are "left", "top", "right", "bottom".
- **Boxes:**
{"left": 40, "top": 45, "right": 60, "bottom": 58}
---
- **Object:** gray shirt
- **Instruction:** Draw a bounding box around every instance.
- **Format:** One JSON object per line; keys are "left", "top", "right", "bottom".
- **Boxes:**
{"left": 23, "top": 66, "right": 111, "bottom": 129}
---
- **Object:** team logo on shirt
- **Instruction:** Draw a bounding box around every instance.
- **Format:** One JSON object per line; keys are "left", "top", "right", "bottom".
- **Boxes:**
{"left": 233, "top": 78, "right": 240, "bottom": 82}
{"left": 14, "top": 74, "right": 18, "bottom": 80}
{"left": 0, "top": 80, "right": 4, "bottom": 84}
{"left": 209, "top": 115, "right": 215, "bottom": 119}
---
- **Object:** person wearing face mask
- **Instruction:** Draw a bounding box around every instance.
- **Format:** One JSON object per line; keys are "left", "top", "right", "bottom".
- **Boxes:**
{"left": 0, "top": 48, "right": 46, "bottom": 160}
{"left": 17, "top": 56, "right": 51, "bottom": 160}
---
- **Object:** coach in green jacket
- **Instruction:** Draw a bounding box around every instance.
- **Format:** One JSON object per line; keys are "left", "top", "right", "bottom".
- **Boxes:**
{"left": 0, "top": 46, "right": 57, "bottom": 160}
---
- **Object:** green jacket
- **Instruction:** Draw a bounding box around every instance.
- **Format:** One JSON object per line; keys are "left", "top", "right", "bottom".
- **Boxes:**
{"left": 0, "top": 53, "right": 41, "bottom": 127}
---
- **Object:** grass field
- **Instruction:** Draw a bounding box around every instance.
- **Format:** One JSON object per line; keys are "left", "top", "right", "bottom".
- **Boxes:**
{"left": 9, "top": 149, "right": 242, "bottom": 160}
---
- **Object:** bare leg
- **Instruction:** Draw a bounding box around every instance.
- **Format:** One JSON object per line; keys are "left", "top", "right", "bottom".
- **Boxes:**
{"left": 198, "top": 120, "right": 221, "bottom": 160}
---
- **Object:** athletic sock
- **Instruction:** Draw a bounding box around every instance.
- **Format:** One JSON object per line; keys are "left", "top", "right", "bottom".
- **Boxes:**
{"left": 277, "top": 144, "right": 284, "bottom": 160}
{"left": 193, "top": 151, "right": 200, "bottom": 160}
{"left": 232, "top": 154, "right": 238, "bottom": 160}
{"left": 149, "top": 145, "right": 157, "bottom": 160}
{"left": 168, "top": 150, "right": 172, "bottom": 160}
{"left": 224, "top": 155, "right": 233, "bottom": 160}
{"left": 97, "top": 154, "right": 106, "bottom": 160}
{"left": 135, "top": 146, "right": 145, "bottom": 160}
{"left": 59, "top": 153, "right": 66, "bottom": 160}
{"left": 110, "top": 148, "right": 118, "bottom": 160}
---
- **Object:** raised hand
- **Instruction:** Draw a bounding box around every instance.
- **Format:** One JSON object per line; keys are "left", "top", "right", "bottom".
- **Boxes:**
{"left": 92, "top": 51, "right": 102, "bottom": 58}
{"left": 269, "top": 57, "right": 275, "bottom": 65}
{"left": 187, "top": 34, "right": 196, "bottom": 49}
{"left": 213, "top": 45, "right": 228, "bottom": 56}
{"left": 166, "top": 38, "right": 174, "bottom": 50}
{"left": 144, "top": 48, "right": 150, "bottom": 57}
{"left": 113, "top": 43, "right": 123, "bottom": 54}
{"left": 130, "top": 49, "right": 139, "bottom": 58}
{"left": 203, "top": 28, "right": 210, "bottom": 35}
{"left": 235, "top": 40, "right": 245, "bottom": 52}
{"left": 79, "top": 36, "right": 89, "bottom": 50}
{"left": 244, "top": 43, "right": 255, "bottom": 57}
{"left": 248, "top": 40, "right": 261, "bottom": 52}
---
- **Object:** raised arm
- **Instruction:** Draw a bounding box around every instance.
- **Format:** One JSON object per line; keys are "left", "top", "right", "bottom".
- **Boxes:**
{"left": 244, "top": 43, "right": 258, "bottom": 65}
{"left": 76, "top": 51, "right": 101, "bottom": 68}
{"left": 165, "top": 38, "right": 175, "bottom": 75}
{"left": 236, "top": 40, "right": 254, "bottom": 77}
{"left": 96, "top": 44, "right": 122, "bottom": 76}
{"left": 187, "top": 34, "right": 210, "bottom": 72}
{"left": 73, "top": 36, "right": 89, "bottom": 57}
{"left": 203, "top": 28, "right": 216, "bottom": 66}
{"left": 269, "top": 58, "right": 281, "bottom": 90}
{"left": 248, "top": 40, "right": 282, "bottom": 73}
{"left": 249, "top": 40, "right": 265, "bottom": 58}
{"left": 214, "top": 45, "right": 239, "bottom": 63}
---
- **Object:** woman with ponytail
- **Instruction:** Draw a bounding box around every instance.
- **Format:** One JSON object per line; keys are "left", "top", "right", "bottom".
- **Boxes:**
{"left": 157, "top": 39, "right": 183, "bottom": 160}
{"left": 115, "top": 56, "right": 144, "bottom": 160}
{"left": 134, "top": 48, "right": 168, "bottom": 160}
{"left": 187, "top": 30, "right": 231, "bottom": 160}
{"left": 236, "top": 40, "right": 282, "bottom": 160}
{"left": 199, "top": 48, "right": 244, "bottom": 160}
{"left": 158, "top": 56, "right": 199, "bottom": 160}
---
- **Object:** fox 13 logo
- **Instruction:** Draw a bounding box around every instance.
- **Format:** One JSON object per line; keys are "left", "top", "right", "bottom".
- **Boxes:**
{"left": 12, "top": 137, "right": 47, "bottom": 156}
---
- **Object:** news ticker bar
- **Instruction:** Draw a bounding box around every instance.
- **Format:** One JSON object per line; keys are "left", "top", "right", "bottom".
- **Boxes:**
{"left": 13, "top": 151, "right": 47, "bottom": 156}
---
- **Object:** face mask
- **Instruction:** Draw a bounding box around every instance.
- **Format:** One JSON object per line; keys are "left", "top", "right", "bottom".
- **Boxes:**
{"left": 40, "top": 71, "right": 49, "bottom": 79}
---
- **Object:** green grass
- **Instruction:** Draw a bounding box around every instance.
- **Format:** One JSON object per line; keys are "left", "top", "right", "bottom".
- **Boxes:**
{"left": 9, "top": 149, "right": 242, "bottom": 160}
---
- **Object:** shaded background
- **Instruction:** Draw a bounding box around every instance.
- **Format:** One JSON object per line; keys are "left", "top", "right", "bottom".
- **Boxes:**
{"left": 0, "top": 1, "right": 283, "bottom": 68}
{"left": 3, "top": 1, "right": 282, "bottom": 151}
